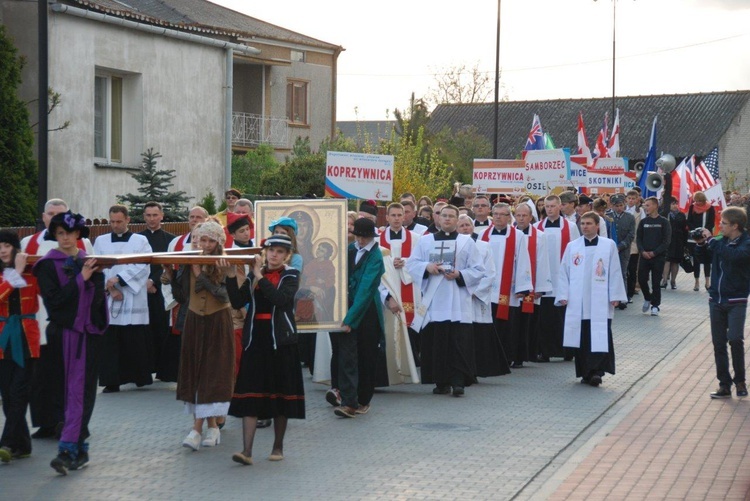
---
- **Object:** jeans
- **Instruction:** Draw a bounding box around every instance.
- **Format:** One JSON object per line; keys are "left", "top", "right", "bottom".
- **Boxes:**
{"left": 638, "top": 256, "right": 665, "bottom": 307}
{"left": 709, "top": 301, "right": 747, "bottom": 388}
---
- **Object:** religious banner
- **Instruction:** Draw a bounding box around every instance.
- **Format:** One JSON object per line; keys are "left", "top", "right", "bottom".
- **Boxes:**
{"left": 325, "top": 151, "right": 393, "bottom": 200}
{"left": 523, "top": 148, "right": 571, "bottom": 195}
{"left": 586, "top": 157, "right": 628, "bottom": 195}
{"left": 428, "top": 239, "right": 457, "bottom": 274}
{"left": 472, "top": 159, "right": 525, "bottom": 194}
{"left": 256, "top": 198, "right": 349, "bottom": 332}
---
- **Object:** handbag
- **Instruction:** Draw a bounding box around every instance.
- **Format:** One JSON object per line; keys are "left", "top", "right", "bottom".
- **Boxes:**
{"left": 680, "top": 248, "right": 695, "bottom": 273}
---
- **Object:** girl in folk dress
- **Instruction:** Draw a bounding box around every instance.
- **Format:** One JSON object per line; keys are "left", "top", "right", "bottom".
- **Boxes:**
{"left": 166, "top": 221, "right": 235, "bottom": 451}
{"left": 221, "top": 234, "right": 304, "bottom": 465}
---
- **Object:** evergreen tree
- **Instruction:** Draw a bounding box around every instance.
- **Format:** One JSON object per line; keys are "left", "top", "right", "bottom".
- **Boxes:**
{"left": 118, "top": 148, "right": 191, "bottom": 221}
{"left": 0, "top": 26, "right": 38, "bottom": 226}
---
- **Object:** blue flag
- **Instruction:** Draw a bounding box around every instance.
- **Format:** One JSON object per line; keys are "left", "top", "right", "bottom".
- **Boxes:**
{"left": 638, "top": 116, "right": 658, "bottom": 197}
{"left": 524, "top": 114, "right": 545, "bottom": 151}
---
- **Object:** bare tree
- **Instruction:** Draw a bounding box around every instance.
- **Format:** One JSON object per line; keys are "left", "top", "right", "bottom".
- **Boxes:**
{"left": 426, "top": 62, "right": 496, "bottom": 108}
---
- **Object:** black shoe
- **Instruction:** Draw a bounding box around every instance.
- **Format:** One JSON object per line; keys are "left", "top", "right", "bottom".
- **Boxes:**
{"left": 257, "top": 419, "right": 272, "bottom": 429}
{"left": 102, "top": 385, "right": 120, "bottom": 393}
{"left": 736, "top": 383, "right": 748, "bottom": 397}
{"left": 535, "top": 355, "right": 550, "bottom": 363}
{"left": 451, "top": 386, "right": 465, "bottom": 397}
{"left": 564, "top": 356, "right": 574, "bottom": 362}
{"left": 510, "top": 361, "right": 524, "bottom": 369}
{"left": 432, "top": 384, "right": 451, "bottom": 395}
{"left": 51, "top": 451, "right": 76, "bottom": 476}
{"left": 71, "top": 451, "right": 89, "bottom": 470}
{"left": 710, "top": 386, "right": 732, "bottom": 399}
{"left": 580, "top": 378, "right": 590, "bottom": 385}
{"left": 617, "top": 303, "right": 627, "bottom": 310}
{"left": 588, "top": 375, "right": 602, "bottom": 387}
{"left": 32, "top": 426, "right": 56, "bottom": 439}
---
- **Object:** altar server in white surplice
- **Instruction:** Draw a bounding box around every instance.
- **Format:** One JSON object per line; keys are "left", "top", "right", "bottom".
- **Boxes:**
{"left": 555, "top": 211, "right": 627, "bottom": 388}
{"left": 93, "top": 205, "right": 153, "bottom": 393}
{"left": 406, "top": 205, "right": 484, "bottom": 397}
{"left": 534, "top": 194, "right": 580, "bottom": 362}
{"left": 457, "top": 215, "right": 510, "bottom": 378}
{"left": 479, "top": 203, "right": 533, "bottom": 369}
{"left": 379, "top": 202, "right": 421, "bottom": 384}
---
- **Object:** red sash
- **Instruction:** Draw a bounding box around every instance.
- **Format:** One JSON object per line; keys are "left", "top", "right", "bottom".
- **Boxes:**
{"left": 174, "top": 233, "right": 189, "bottom": 252}
{"left": 521, "top": 226, "right": 537, "bottom": 314}
{"left": 481, "top": 226, "right": 515, "bottom": 320}
{"left": 25, "top": 231, "right": 86, "bottom": 254}
{"left": 379, "top": 229, "right": 415, "bottom": 325}
{"left": 537, "top": 218, "right": 571, "bottom": 259}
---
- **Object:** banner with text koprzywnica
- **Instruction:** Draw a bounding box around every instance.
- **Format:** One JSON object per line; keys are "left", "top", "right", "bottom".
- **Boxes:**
{"left": 472, "top": 159, "right": 526, "bottom": 194}
{"left": 325, "top": 151, "right": 394, "bottom": 200}
{"left": 587, "top": 157, "right": 628, "bottom": 194}
{"left": 523, "top": 148, "right": 572, "bottom": 195}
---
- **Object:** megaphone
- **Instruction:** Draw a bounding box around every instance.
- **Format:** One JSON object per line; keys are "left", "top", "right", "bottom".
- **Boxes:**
{"left": 633, "top": 161, "right": 646, "bottom": 180}
{"left": 646, "top": 172, "right": 663, "bottom": 191}
{"left": 656, "top": 154, "right": 676, "bottom": 173}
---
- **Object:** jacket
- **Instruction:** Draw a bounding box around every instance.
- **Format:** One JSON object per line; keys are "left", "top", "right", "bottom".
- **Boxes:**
{"left": 227, "top": 266, "right": 299, "bottom": 350}
{"left": 696, "top": 231, "right": 750, "bottom": 304}
{"left": 0, "top": 270, "right": 41, "bottom": 360}
{"left": 343, "top": 242, "right": 385, "bottom": 330}
{"left": 612, "top": 210, "right": 636, "bottom": 254}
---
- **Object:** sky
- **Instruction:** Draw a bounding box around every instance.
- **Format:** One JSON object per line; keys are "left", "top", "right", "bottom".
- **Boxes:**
{"left": 214, "top": 0, "right": 750, "bottom": 121}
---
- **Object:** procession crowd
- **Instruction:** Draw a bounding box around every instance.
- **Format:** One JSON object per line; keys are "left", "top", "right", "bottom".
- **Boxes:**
{"left": 1, "top": 184, "right": 749, "bottom": 476}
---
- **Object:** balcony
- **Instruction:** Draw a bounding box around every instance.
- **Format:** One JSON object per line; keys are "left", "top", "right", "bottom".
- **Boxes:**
{"left": 232, "top": 112, "right": 288, "bottom": 148}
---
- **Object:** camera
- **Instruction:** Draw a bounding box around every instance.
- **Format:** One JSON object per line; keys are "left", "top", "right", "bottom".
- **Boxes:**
{"left": 690, "top": 227, "right": 707, "bottom": 240}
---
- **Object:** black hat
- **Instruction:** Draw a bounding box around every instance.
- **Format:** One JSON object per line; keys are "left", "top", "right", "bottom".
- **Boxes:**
{"left": 610, "top": 194, "right": 626, "bottom": 205}
{"left": 352, "top": 218, "right": 377, "bottom": 237}
{"left": 226, "top": 212, "right": 252, "bottom": 234}
{"left": 578, "top": 195, "right": 594, "bottom": 206}
{"left": 0, "top": 229, "right": 21, "bottom": 250}
{"left": 263, "top": 234, "right": 293, "bottom": 250}
{"left": 358, "top": 201, "right": 378, "bottom": 217}
{"left": 45, "top": 210, "right": 89, "bottom": 240}
{"left": 449, "top": 195, "right": 465, "bottom": 207}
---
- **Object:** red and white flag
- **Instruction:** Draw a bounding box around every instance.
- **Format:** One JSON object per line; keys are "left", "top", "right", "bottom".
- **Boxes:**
{"left": 670, "top": 156, "right": 694, "bottom": 213}
{"left": 576, "top": 112, "right": 592, "bottom": 165}
{"left": 593, "top": 112, "right": 610, "bottom": 159}
{"left": 703, "top": 182, "right": 727, "bottom": 235}
{"left": 607, "top": 108, "right": 620, "bottom": 157}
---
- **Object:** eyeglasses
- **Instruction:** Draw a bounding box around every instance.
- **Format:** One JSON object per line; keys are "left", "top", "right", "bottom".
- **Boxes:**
{"left": 473, "top": 204, "right": 489, "bottom": 208}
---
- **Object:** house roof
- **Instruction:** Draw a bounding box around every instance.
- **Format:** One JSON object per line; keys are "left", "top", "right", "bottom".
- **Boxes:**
{"left": 428, "top": 91, "right": 750, "bottom": 161}
{"left": 66, "top": 0, "right": 343, "bottom": 51}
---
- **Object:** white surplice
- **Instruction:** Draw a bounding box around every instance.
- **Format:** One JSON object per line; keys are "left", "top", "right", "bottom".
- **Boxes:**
{"left": 519, "top": 225, "right": 553, "bottom": 304}
{"left": 536, "top": 217, "right": 580, "bottom": 298}
{"left": 555, "top": 236, "right": 627, "bottom": 352}
{"left": 93, "top": 232, "right": 152, "bottom": 326}
{"left": 406, "top": 232, "right": 484, "bottom": 331}
{"left": 480, "top": 226, "right": 534, "bottom": 308}
{"left": 471, "top": 239, "right": 495, "bottom": 323}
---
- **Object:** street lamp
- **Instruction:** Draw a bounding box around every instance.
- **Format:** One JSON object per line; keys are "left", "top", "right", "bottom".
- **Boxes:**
{"left": 594, "top": 0, "right": 627, "bottom": 119}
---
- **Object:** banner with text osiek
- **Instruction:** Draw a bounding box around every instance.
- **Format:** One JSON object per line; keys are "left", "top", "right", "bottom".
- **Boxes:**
{"left": 325, "top": 151, "right": 394, "bottom": 200}
{"left": 523, "top": 149, "right": 571, "bottom": 196}
{"left": 472, "top": 159, "right": 525, "bottom": 194}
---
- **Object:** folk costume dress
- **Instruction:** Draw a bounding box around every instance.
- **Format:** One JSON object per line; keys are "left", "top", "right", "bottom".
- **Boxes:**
{"left": 227, "top": 267, "right": 305, "bottom": 420}
{"left": 535, "top": 216, "right": 580, "bottom": 359}
{"left": 0, "top": 268, "right": 41, "bottom": 458}
{"left": 556, "top": 235, "right": 627, "bottom": 380}
{"left": 407, "top": 230, "right": 485, "bottom": 387}
{"left": 171, "top": 267, "right": 235, "bottom": 419}
{"left": 93, "top": 231, "right": 153, "bottom": 388}
{"left": 32, "top": 250, "right": 108, "bottom": 459}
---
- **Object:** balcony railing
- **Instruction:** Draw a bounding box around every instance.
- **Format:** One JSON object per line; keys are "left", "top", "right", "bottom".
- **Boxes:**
{"left": 232, "top": 112, "right": 288, "bottom": 148}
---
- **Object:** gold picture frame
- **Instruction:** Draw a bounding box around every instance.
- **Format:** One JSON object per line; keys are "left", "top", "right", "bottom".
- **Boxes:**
{"left": 255, "top": 199, "right": 349, "bottom": 332}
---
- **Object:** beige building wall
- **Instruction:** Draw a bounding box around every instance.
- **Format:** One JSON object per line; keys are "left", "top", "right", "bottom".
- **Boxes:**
{"left": 720, "top": 98, "right": 750, "bottom": 191}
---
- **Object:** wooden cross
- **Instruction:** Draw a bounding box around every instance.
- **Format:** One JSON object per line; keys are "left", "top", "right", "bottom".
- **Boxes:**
{"left": 25, "top": 247, "right": 261, "bottom": 267}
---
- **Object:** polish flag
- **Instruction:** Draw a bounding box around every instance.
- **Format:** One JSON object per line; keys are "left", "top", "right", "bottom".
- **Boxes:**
{"left": 670, "top": 156, "right": 694, "bottom": 213}
{"left": 607, "top": 108, "right": 620, "bottom": 157}
{"left": 576, "top": 112, "right": 592, "bottom": 165}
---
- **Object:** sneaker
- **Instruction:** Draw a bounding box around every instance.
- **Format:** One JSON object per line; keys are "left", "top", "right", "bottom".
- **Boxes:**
{"left": 627, "top": 297, "right": 633, "bottom": 304}
{"left": 182, "top": 430, "right": 201, "bottom": 451}
{"left": 325, "top": 388, "right": 341, "bottom": 407}
{"left": 333, "top": 406, "right": 357, "bottom": 418}
{"left": 642, "top": 300, "right": 651, "bottom": 313}
{"left": 736, "top": 383, "right": 748, "bottom": 397}
{"left": 201, "top": 427, "right": 221, "bottom": 447}
{"left": 0, "top": 446, "right": 11, "bottom": 463}
{"left": 355, "top": 404, "right": 370, "bottom": 415}
{"left": 650, "top": 306, "right": 660, "bottom": 316}
{"left": 710, "top": 386, "right": 732, "bottom": 399}
{"left": 71, "top": 451, "right": 89, "bottom": 470}
{"left": 50, "top": 450, "right": 76, "bottom": 475}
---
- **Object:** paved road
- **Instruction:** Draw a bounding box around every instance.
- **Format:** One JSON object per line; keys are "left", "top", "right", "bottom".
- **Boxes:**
{"left": 0, "top": 274, "right": 727, "bottom": 500}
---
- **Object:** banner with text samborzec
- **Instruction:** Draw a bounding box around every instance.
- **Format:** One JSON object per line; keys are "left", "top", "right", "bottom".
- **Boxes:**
{"left": 523, "top": 149, "right": 571, "bottom": 195}
{"left": 472, "top": 159, "right": 525, "bottom": 193}
{"left": 325, "top": 151, "right": 394, "bottom": 200}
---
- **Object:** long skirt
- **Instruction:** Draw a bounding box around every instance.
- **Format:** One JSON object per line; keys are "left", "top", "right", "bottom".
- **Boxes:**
{"left": 572, "top": 319, "right": 616, "bottom": 378}
{"left": 229, "top": 321, "right": 305, "bottom": 420}
{"left": 420, "top": 321, "right": 475, "bottom": 386}
{"left": 472, "top": 322, "right": 510, "bottom": 377}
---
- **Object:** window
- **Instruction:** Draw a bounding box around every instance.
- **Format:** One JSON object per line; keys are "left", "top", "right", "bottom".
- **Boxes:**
{"left": 286, "top": 80, "right": 308, "bottom": 125}
{"left": 94, "top": 74, "right": 123, "bottom": 163}
{"left": 291, "top": 50, "right": 305, "bottom": 62}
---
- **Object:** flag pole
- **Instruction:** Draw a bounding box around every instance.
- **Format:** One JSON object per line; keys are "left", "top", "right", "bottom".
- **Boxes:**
{"left": 611, "top": 0, "right": 616, "bottom": 119}
{"left": 493, "top": 0, "right": 502, "bottom": 159}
